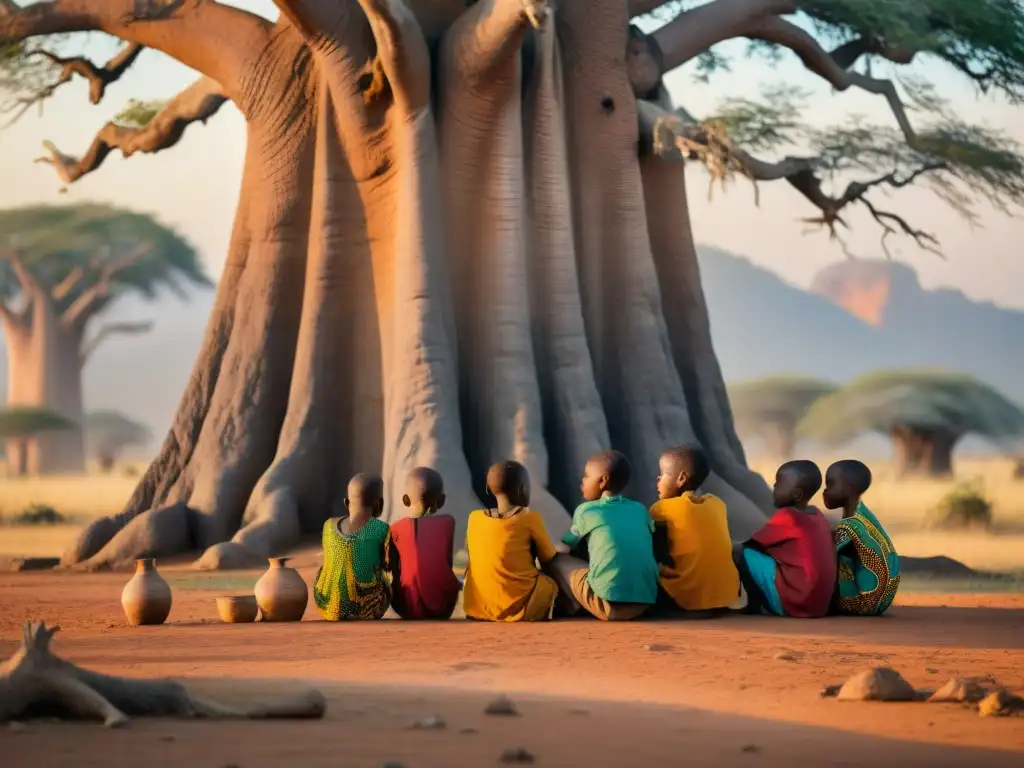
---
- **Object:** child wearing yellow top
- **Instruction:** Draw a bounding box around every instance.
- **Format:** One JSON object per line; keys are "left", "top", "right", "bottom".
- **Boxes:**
{"left": 650, "top": 445, "right": 739, "bottom": 615}
{"left": 462, "top": 460, "right": 559, "bottom": 621}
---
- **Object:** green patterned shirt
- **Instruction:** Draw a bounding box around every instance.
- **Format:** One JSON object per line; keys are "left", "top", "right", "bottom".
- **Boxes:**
{"left": 314, "top": 517, "right": 392, "bottom": 620}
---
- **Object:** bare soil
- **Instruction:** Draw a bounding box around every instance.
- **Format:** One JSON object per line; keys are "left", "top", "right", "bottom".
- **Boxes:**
{"left": 1, "top": 557, "right": 1022, "bottom": 767}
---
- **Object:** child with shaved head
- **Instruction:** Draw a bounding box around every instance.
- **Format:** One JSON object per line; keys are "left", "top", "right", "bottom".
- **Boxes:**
{"left": 733, "top": 460, "right": 836, "bottom": 618}
{"left": 388, "top": 467, "right": 462, "bottom": 620}
{"left": 462, "top": 460, "right": 560, "bottom": 621}
{"left": 824, "top": 459, "right": 900, "bottom": 616}
{"left": 649, "top": 445, "right": 738, "bottom": 616}
{"left": 314, "top": 472, "right": 392, "bottom": 621}
{"left": 550, "top": 451, "right": 658, "bottom": 621}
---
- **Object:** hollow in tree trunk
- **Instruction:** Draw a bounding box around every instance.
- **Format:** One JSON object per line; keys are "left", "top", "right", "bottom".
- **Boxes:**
{"left": 29, "top": 0, "right": 773, "bottom": 572}
{"left": 891, "top": 426, "right": 959, "bottom": 478}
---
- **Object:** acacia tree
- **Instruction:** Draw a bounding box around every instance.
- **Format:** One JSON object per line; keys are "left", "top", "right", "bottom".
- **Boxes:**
{"left": 0, "top": 204, "right": 210, "bottom": 476}
{"left": 3, "top": 1, "right": 1023, "bottom": 570}
{"left": 0, "top": 404, "right": 75, "bottom": 476}
{"left": 85, "top": 409, "right": 151, "bottom": 471}
{"left": 800, "top": 370, "right": 1024, "bottom": 477}
{"left": 728, "top": 377, "right": 836, "bottom": 459}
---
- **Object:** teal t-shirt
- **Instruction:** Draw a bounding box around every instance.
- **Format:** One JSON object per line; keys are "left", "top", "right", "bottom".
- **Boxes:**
{"left": 562, "top": 496, "right": 658, "bottom": 604}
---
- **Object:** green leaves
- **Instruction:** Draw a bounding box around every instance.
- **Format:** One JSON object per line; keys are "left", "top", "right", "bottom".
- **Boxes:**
{"left": 0, "top": 406, "right": 77, "bottom": 439}
{"left": 114, "top": 98, "right": 167, "bottom": 128}
{"left": 0, "top": 203, "right": 213, "bottom": 312}
{"left": 728, "top": 376, "right": 839, "bottom": 430}
{"left": 798, "top": 370, "right": 1024, "bottom": 444}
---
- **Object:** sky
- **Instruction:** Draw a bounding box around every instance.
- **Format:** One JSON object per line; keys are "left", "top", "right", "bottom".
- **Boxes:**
{"left": 2, "top": 0, "right": 1023, "bottom": 316}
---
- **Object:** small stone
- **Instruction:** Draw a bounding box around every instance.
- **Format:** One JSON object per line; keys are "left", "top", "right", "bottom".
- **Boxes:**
{"left": 835, "top": 668, "right": 918, "bottom": 702}
{"left": 485, "top": 695, "right": 521, "bottom": 717}
{"left": 978, "top": 690, "right": 1024, "bottom": 717}
{"left": 643, "top": 643, "right": 673, "bottom": 652}
{"left": 929, "top": 678, "right": 988, "bottom": 703}
{"left": 460, "top": 727, "right": 479, "bottom": 735}
{"left": 499, "top": 747, "right": 536, "bottom": 764}
{"left": 926, "top": 668, "right": 939, "bottom": 674}
{"left": 409, "top": 715, "right": 446, "bottom": 730}
{"left": 741, "top": 744, "right": 761, "bottom": 754}
{"left": 8, "top": 721, "right": 28, "bottom": 733}
{"left": 774, "top": 652, "right": 798, "bottom": 662}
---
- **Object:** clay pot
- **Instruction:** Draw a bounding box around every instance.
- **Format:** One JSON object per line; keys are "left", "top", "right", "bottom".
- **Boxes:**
{"left": 253, "top": 557, "right": 307, "bottom": 621}
{"left": 216, "top": 595, "right": 259, "bottom": 623}
{"left": 121, "top": 558, "right": 172, "bottom": 626}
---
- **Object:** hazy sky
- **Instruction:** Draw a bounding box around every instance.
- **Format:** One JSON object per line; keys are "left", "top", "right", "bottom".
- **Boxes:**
{"left": 2, "top": 1, "right": 1023, "bottom": 311}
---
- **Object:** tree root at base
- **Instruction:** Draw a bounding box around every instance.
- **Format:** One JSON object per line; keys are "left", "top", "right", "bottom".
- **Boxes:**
{"left": 0, "top": 622, "right": 327, "bottom": 726}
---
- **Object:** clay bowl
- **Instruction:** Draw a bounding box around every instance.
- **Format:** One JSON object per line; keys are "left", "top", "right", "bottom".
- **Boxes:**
{"left": 216, "top": 595, "right": 259, "bottom": 623}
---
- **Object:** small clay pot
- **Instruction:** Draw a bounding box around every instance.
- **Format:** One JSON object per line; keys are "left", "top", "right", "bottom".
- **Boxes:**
{"left": 253, "top": 557, "right": 308, "bottom": 622}
{"left": 121, "top": 558, "right": 172, "bottom": 626}
{"left": 216, "top": 595, "right": 259, "bottom": 623}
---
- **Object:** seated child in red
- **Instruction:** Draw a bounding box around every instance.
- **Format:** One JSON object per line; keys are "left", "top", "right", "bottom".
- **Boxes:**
{"left": 389, "top": 467, "right": 461, "bottom": 620}
{"left": 734, "top": 460, "right": 836, "bottom": 618}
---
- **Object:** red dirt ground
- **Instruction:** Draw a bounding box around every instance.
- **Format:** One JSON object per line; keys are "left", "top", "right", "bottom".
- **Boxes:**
{"left": 1, "top": 558, "right": 1022, "bottom": 767}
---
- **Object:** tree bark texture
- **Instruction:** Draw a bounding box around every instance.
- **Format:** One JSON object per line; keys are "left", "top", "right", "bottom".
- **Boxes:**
{"left": 39, "top": 0, "right": 771, "bottom": 571}
{"left": 2, "top": 299, "right": 86, "bottom": 476}
{"left": 891, "top": 426, "right": 958, "bottom": 478}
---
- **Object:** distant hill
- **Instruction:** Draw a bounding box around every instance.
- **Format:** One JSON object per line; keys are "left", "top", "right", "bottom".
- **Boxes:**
{"left": 810, "top": 259, "right": 1024, "bottom": 405}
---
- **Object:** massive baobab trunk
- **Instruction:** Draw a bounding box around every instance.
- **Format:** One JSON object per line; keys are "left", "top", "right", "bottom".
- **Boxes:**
{"left": 8, "top": 0, "right": 772, "bottom": 571}
{"left": 891, "top": 426, "right": 958, "bottom": 478}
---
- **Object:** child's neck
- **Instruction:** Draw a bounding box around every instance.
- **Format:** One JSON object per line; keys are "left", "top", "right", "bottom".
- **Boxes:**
{"left": 841, "top": 497, "right": 861, "bottom": 519}
{"left": 600, "top": 490, "right": 622, "bottom": 499}
{"left": 344, "top": 507, "right": 374, "bottom": 530}
{"left": 493, "top": 497, "right": 524, "bottom": 517}
{"left": 409, "top": 504, "right": 436, "bottom": 518}
{"left": 787, "top": 502, "right": 814, "bottom": 513}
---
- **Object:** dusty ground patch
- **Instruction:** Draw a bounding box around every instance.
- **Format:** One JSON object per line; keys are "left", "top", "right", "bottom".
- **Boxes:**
{"left": 0, "top": 566, "right": 1021, "bottom": 767}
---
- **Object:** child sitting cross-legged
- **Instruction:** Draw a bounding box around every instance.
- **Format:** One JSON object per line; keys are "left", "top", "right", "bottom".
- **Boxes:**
{"left": 824, "top": 459, "right": 900, "bottom": 616}
{"left": 462, "top": 460, "right": 560, "bottom": 622}
{"left": 314, "top": 473, "right": 392, "bottom": 621}
{"left": 649, "top": 444, "right": 738, "bottom": 617}
{"left": 389, "top": 467, "right": 462, "bottom": 621}
{"left": 550, "top": 451, "right": 659, "bottom": 622}
{"left": 733, "top": 460, "right": 836, "bottom": 618}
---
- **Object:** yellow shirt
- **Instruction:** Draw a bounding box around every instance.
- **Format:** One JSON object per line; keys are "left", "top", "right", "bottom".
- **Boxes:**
{"left": 650, "top": 492, "right": 739, "bottom": 610}
{"left": 463, "top": 509, "right": 559, "bottom": 622}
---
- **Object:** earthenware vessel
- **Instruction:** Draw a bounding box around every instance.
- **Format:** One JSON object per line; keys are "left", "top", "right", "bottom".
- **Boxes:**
{"left": 253, "top": 557, "right": 307, "bottom": 621}
{"left": 216, "top": 595, "right": 259, "bottom": 623}
{"left": 121, "top": 558, "right": 172, "bottom": 626}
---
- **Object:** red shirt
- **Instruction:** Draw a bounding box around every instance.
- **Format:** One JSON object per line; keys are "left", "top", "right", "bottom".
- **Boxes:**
{"left": 751, "top": 507, "right": 836, "bottom": 618}
{"left": 389, "top": 514, "right": 461, "bottom": 620}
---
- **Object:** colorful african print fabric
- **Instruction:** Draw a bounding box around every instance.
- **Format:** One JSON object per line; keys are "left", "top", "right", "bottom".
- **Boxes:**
{"left": 834, "top": 502, "right": 900, "bottom": 616}
{"left": 314, "top": 517, "right": 392, "bottom": 621}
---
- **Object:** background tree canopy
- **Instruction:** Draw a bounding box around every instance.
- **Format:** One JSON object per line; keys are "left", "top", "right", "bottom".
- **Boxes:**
{"left": 0, "top": 203, "right": 211, "bottom": 316}
{"left": 728, "top": 376, "right": 837, "bottom": 458}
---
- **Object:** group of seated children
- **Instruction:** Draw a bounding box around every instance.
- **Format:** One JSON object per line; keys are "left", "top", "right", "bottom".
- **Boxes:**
{"left": 312, "top": 447, "right": 899, "bottom": 622}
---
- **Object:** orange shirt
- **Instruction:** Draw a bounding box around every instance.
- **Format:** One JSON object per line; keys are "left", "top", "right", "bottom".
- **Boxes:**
{"left": 462, "top": 509, "right": 558, "bottom": 621}
{"left": 650, "top": 492, "right": 739, "bottom": 610}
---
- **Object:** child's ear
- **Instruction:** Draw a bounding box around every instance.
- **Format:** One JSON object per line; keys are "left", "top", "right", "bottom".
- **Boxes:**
{"left": 677, "top": 471, "right": 689, "bottom": 489}
{"left": 402, "top": 493, "right": 412, "bottom": 508}
{"left": 599, "top": 473, "right": 611, "bottom": 491}
{"left": 437, "top": 493, "right": 446, "bottom": 510}
{"left": 344, "top": 497, "right": 351, "bottom": 510}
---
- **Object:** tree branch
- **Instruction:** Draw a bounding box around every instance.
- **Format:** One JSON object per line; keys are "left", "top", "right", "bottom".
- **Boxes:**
{"left": 639, "top": 97, "right": 947, "bottom": 255}
{"left": 0, "top": 241, "right": 46, "bottom": 298}
{"left": 0, "top": 0, "right": 271, "bottom": 95}
{"left": 2, "top": 43, "right": 144, "bottom": 126}
{"left": 358, "top": 0, "right": 434, "bottom": 113}
{"left": 741, "top": 17, "right": 920, "bottom": 148}
{"left": 650, "top": 0, "right": 797, "bottom": 73}
{"left": 80, "top": 320, "right": 154, "bottom": 364}
{"left": 59, "top": 244, "right": 151, "bottom": 329}
{"left": 35, "top": 76, "right": 228, "bottom": 186}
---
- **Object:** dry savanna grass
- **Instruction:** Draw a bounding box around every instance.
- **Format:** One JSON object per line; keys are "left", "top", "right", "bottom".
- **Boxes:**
{"left": 1, "top": 457, "right": 1022, "bottom": 572}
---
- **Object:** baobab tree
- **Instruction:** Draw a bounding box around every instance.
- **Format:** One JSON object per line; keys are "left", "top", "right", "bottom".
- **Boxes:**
{"left": 728, "top": 376, "right": 836, "bottom": 459}
{"left": 800, "top": 370, "right": 1024, "bottom": 477}
{"left": 0, "top": 404, "right": 75, "bottom": 476}
{"left": 2, "top": 1, "right": 1022, "bottom": 570}
{"left": 0, "top": 203, "right": 210, "bottom": 475}
{"left": 85, "top": 409, "right": 152, "bottom": 472}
